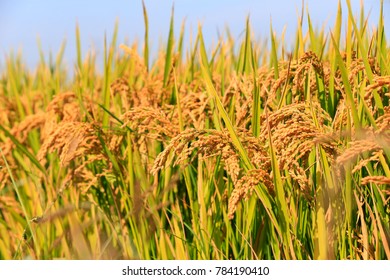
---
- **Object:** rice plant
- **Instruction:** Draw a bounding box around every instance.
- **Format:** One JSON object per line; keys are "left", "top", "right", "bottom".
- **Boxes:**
{"left": 0, "top": 0, "right": 389, "bottom": 260}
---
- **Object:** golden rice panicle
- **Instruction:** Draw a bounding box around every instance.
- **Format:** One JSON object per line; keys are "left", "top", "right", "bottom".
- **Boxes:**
{"left": 45, "top": 90, "right": 98, "bottom": 125}
{"left": 0, "top": 95, "right": 18, "bottom": 125}
{"left": 361, "top": 176, "right": 390, "bottom": 185}
{"left": 121, "top": 106, "right": 179, "bottom": 141}
{"left": 110, "top": 75, "right": 166, "bottom": 109}
{"left": 337, "top": 130, "right": 390, "bottom": 181}
{"left": 364, "top": 76, "right": 390, "bottom": 103}
{"left": 376, "top": 106, "right": 390, "bottom": 134}
{"left": 190, "top": 130, "right": 241, "bottom": 184}
{"left": 37, "top": 121, "right": 103, "bottom": 167}
{"left": 359, "top": 75, "right": 389, "bottom": 114}
{"left": 351, "top": 150, "right": 383, "bottom": 174}
{"left": 238, "top": 128, "right": 270, "bottom": 170}
{"left": 120, "top": 43, "right": 148, "bottom": 76}
{"left": 121, "top": 106, "right": 179, "bottom": 168}
{"left": 110, "top": 77, "right": 132, "bottom": 111}
{"left": 0, "top": 111, "right": 47, "bottom": 189}
{"left": 291, "top": 51, "right": 325, "bottom": 100}
{"left": 0, "top": 160, "right": 11, "bottom": 191}
{"left": 179, "top": 90, "right": 210, "bottom": 130}
{"left": 258, "top": 66, "right": 281, "bottom": 109}
{"left": 46, "top": 92, "right": 80, "bottom": 119}
{"left": 228, "top": 169, "right": 274, "bottom": 219}
{"left": 0, "top": 112, "right": 47, "bottom": 157}
{"left": 262, "top": 51, "right": 328, "bottom": 107}
{"left": 298, "top": 51, "right": 324, "bottom": 77}
{"left": 72, "top": 155, "right": 106, "bottom": 191}
{"left": 259, "top": 102, "right": 336, "bottom": 194}
{"left": 332, "top": 99, "right": 349, "bottom": 132}
{"left": 151, "top": 129, "right": 202, "bottom": 175}
{"left": 336, "top": 138, "right": 381, "bottom": 167}
{"left": 119, "top": 44, "right": 173, "bottom": 108}
{"left": 151, "top": 129, "right": 242, "bottom": 184}
{"left": 222, "top": 75, "right": 254, "bottom": 128}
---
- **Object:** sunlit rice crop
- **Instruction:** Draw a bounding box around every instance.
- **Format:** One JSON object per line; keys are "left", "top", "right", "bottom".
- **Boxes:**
{"left": 0, "top": 0, "right": 389, "bottom": 260}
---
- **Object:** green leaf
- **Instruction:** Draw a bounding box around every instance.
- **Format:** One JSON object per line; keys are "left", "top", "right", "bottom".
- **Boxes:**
{"left": 163, "top": 5, "right": 175, "bottom": 87}
{"left": 0, "top": 125, "right": 45, "bottom": 173}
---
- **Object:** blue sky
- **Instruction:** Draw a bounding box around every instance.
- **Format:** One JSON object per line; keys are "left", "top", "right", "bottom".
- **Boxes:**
{"left": 0, "top": 0, "right": 389, "bottom": 70}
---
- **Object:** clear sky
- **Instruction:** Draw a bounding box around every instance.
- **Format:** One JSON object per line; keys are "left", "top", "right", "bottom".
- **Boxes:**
{"left": 0, "top": 0, "right": 389, "bottom": 70}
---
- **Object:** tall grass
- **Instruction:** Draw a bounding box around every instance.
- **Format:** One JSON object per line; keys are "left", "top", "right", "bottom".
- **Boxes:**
{"left": 0, "top": 1, "right": 389, "bottom": 259}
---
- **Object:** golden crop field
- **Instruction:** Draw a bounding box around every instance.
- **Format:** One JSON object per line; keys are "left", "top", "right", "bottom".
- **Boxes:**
{"left": 0, "top": 1, "right": 389, "bottom": 260}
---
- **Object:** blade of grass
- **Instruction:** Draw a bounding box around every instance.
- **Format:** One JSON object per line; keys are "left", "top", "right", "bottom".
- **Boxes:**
{"left": 0, "top": 147, "right": 38, "bottom": 256}
{"left": 163, "top": 5, "right": 175, "bottom": 87}
{"left": 142, "top": 0, "right": 149, "bottom": 72}
{"left": 0, "top": 125, "right": 45, "bottom": 173}
{"left": 345, "top": 0, "right": 383, "bottom": 114}
{"left": 102, "top": 22, "right": 118, "bottom": 128}
{"left": 330, "top": 32, "right": 361, "bottom": 130}
{"left": 270, "top": 22, "right": 279, "bottom": 80}
{"left": 75, "top": 23, "right": 83, "bottom": 73}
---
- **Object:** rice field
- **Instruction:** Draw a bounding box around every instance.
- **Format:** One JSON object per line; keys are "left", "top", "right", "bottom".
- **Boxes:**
{"left": 0, "top": 1, "right": 389, "bottom": 260}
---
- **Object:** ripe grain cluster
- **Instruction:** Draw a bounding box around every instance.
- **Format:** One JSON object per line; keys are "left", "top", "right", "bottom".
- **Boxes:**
{"left": 0, "top": 1, "right": 389, "bottom": 260}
